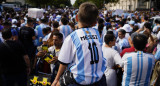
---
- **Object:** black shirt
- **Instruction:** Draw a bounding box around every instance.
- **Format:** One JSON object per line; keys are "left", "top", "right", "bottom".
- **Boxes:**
{"left": 19, "top": 26, "right": 35, "bottom": 48}
{"left": 0, "top": 40, "right": 27, "bottom": 74}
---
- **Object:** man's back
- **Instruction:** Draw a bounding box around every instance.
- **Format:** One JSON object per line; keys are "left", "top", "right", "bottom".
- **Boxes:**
{"left": 58, "top": 28, "right": 106, "bottom": 85}
{"left": 59, "top": 25, "right": 72, "bottom": 38}
{"left": 122, "top": 51, "right": 155, "bottom": 86}
{"left": 19, "top": 26, "right": 35, "bottom": 47}
{"left": 0, "top": 40, "right": 27, "bottom": 74}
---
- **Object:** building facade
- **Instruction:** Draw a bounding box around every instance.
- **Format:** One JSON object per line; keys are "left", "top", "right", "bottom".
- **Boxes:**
{"left": 5, "top": 0, "right": 25, "bottom": 5}
{"left": 105, "top": 0, "right": 157, "bottom": 11}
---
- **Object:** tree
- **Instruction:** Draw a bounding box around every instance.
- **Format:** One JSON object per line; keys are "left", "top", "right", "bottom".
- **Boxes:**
{"left": 26, "top": 0, "right": 71, "bottom": 8}
{"left": 73, "top": 0, "right": 119, "bottom": 8}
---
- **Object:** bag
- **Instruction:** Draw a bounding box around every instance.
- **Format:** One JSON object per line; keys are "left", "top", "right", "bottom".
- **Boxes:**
{"left": 150, "top": 61, "right": 160, "bottom": 86}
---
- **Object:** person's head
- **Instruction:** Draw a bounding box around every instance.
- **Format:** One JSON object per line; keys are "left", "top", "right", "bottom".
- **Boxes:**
{"left": 106, "top": 30, "right": 114, "bottom": 35}
{"left": 144, "top": 22, "right": 152, "bottom": 32}
{"left": 42, "top": 28, "right": 48, "bottom": 36}
{"left": 3, "top": 21, "right": 12, "bottom": 29}
{"left": 77, "top": 2, "right": 98, "bottom": 27}
{"left": 144, "top": 16, "right": 148, "bottom": 21}
{"left": 98, "top": 18, "right": 104, "bottom": 24}
{"left": 104, "top": 34, "right": 116, "bottom": 47}
{"left": 46, "top": 27, "right": 51, "bottom": 33}
{"left": 132, "top": 25, "right": 139, "bottom": 32}
{"left": 155, "top": 19, "right": 160, "bottom": 25}
{"left": 118, "top": 29, "right": 126, "bottom": 39}
{"left": 2, "top": 28, "right": 12, "bottom": 40}
{"left": 133, "top": 34, "right": 148, "bottom": 51}
{"left": 20, "top": 18, "right": 25, "bottom": 24}
{"left": 118, "top": 21, "right": 124, "bottom": 27}
{"left": 53, "top": 21, "right": 59, "bottom": 29}
{"left": 41, "top": 17, "right": 48, "bottom": 23}
{"left": 61, "top": 17, "right": 68, "bottom": 25}
{"left": 68, "top": 22, "right": 75, "bottom": 31}
{"left": 12, "top": 19, "right": 17, "bottom": 25}
{"left": 98, "top": 23, "right": 104, "bottom": 35}
{"left": 52, "top": 32, "right": 63, "bottom": 47}
{"left": 27, "top": 17, "right": 34, "bottom": 27}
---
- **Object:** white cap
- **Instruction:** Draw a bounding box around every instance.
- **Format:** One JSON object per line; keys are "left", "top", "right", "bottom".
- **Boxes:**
{"left": 12, "top": 19, "right": 17, "bottom": 24}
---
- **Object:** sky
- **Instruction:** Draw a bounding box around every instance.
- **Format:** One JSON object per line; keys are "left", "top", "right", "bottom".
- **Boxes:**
{"left": 71, "top": 0, "right": 76, "bottom": 5}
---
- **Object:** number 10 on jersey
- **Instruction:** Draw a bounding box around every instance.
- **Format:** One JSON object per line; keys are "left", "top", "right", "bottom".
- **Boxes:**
{"left": 88, "top": 42, "right": 99, "bottom": 64}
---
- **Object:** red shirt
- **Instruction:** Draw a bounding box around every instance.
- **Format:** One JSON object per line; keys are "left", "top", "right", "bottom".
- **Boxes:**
{"left": 120, "top": 47, "right": 135, "bottom": 57}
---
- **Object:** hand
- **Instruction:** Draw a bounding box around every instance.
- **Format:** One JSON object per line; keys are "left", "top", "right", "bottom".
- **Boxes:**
{"left": 36, "top": 51, "right": 45, "bottom": 57}
{"left": 48, "top": 57, "right": 58, "bottom": 64}
{"left": 51, "top": 80, "right": 58, "bottom": 86}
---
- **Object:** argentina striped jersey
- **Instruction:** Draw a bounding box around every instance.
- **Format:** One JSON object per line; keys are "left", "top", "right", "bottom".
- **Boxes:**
{"left": 59, "top": 25, "right": 72, "bottom": 38}
{"left": 58, "top": 28, "right": 106, "bottom": 85}
{"left": 121, "top": 51, "right": 155, "bottom": 86}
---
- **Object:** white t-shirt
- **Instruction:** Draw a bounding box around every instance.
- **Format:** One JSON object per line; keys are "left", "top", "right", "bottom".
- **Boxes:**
{"left": 102, "top": 46, "right": 122, "bottom": 86}
{"left": 58, "top": 28, "right": 106, "bottom": 85}
{"left": 121, "top": 51, "right": 155, "bottom": 86}
{"left": 102, "top": 46, "right": 122, "bottom": 69}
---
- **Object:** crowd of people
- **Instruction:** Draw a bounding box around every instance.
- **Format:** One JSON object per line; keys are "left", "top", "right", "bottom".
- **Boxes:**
{"left": 0, "top": 2, "right": 160, "bottom": 86}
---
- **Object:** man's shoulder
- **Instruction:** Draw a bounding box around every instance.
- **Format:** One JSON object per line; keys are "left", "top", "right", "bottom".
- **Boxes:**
{"left": 123, "top": 52, "right": 136, "bottom": 58}
{"left": 144, "top": 53, "right": 154, "bottom": 57}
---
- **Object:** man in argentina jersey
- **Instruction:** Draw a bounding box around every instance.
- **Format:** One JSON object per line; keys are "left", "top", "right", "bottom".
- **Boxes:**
{"left": 121, "top": 34, "right": 155, "bottom": 86}
{"left": 59, "top": 17, "right": 72, "bottom": 39}
{"left": 51, "top": 2, "right": 106, "bottom": 86}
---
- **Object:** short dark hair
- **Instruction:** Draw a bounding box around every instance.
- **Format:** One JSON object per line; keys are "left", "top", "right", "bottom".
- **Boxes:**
{"left": 106, "top": 30, "right": 114, "bottom": 35}
{"left": 41, "top": 17, "right": 48, "bottom": 23}
{"left": 61, "top": 17, "right": 68, "bottom": 25}
{"left": 155, "top": 19, "right": 160, "bottom": 24}
{"left": 118, "top": 29, "right": 126, "bottom": 35}
{"left": 104, "top": 34, "right": 115, "bottom": 45}
{"left": 2, "top": 28, "right": 12, "bottom": 40}
{"left": 3, "top": 20, "right": 12, "bottom": 26}
{"left": 46, "top": 27, "right": 51, "bottom": 32}
{"left": 53, "top": 21, "right": 59, "bottom": 28}
{"left": 98, "top": 23, "right": 104, "bottom": 35}
{"left": 42, "top": 28, "right": 48, "bottom": 35}
{"left": 118, "top": 21, "right": 124, "bottom": 27}
{"left": 144, "top": 16, "right": 148, "bottom": 21}
{"left": 98, "top": 18, "right": 104, "bottom": 24}
{"left": 53, "top": 32, "right": 63, "bottom": 40}
{"left": 78, "top": 2, "right": 98, "bottom": 27}
{"left": 133, "top": 34, "right": 148, "bottom": 51}
{"left": 144, "top": 22, "right": 152, "bottom": 32}
{"left": 27, "top": 17, "right": 34, "bottom": 23}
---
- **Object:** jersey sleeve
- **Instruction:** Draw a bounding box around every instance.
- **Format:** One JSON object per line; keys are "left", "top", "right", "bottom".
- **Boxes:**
{"left": 58, "top": 36, "right": 74, "bottom": 65}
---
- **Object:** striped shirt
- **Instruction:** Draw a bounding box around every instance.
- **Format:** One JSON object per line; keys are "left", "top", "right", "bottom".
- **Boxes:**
{"left": 121, "top": 51, "right": 155, "bottom": 86}
{"left": 58, "top": 28, "right": 106, "bottom": 85}
{"left": 59, "top": 25, "right": 72, "bottom": 38}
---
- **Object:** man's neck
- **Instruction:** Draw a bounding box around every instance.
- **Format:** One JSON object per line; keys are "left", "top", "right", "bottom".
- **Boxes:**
{"left": 78, "top": 22, "right": 93, "bottom": 28}
{"left": 105, "top": 44, "right": 112, "bottom": 48}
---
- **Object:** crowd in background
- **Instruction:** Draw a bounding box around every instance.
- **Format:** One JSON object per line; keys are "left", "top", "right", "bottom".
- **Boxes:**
{"left": 0, "top": 3, "right": 160, "bottom": 86}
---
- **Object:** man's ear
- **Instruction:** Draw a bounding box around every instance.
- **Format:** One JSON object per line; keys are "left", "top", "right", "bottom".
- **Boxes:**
{"left": 76, "top": 15, "right": 78, "bottom": 22}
